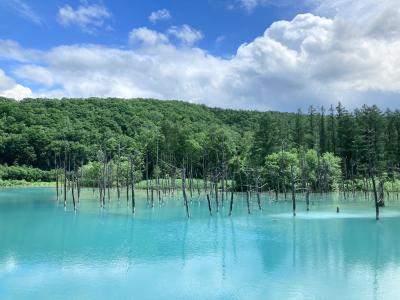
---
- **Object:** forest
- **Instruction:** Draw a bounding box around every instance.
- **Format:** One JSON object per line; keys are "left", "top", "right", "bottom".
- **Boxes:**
{"left": 0, "top": 97, "right": 399, "bottom": 218}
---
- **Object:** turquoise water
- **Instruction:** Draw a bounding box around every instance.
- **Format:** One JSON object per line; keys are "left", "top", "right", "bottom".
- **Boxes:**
{"left": 1, "top": 188, "right": 400, "bottom": 300}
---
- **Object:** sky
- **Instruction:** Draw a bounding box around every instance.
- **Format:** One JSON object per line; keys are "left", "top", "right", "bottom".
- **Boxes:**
{"left": 0, "top": 0, "right": 399, "bottom": 112}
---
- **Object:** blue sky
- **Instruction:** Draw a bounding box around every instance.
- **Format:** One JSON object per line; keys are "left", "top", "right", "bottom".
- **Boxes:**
{"left": 0, "top": 0, "right": 399, "bottom": 111}
{"left": 0, "top": 1, "right": 308, "bottom": 55}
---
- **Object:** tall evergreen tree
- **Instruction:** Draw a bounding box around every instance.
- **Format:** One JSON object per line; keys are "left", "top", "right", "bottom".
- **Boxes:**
{"left": 319, "top": 106, "right": 326, "bottom": 154}
{"left": 355, "top": 105, "right": 385, "bottom": 176}
{"left": 252, "top": 113, "right": 278, "bottom": 165}
{"left": 336, "top": 102, "right": 355, "bottom": 178}
{"left": 384, "top": 109, "right": 398, "bottom": 178}
{"left": 307, "top": 105, "right": 317, "bottom": 150}
{"left": 328, "top": 104, "right": 336, "bottom": 154}
{"left": 294, "top": 109, "right": 305, "bottom": 149}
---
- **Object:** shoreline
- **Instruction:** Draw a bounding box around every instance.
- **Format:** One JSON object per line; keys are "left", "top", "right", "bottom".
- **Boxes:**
{"left": 0, "top": 181, "right": 56, "bottom": 188}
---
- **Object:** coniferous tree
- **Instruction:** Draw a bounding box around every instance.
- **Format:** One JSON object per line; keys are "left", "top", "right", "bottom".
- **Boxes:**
{"left": 319, "top": 106, "right": 326, "bottom": 154}
{"left": 355, "top": 105, "right": 385, "bottom": 176}
{"left": 355, "top": 105, "right": 386, "bottom": 218}
{"left": 327, "top": 105, "right": 337, "bottom": 154}
{"left": 252, "top": 113, "right": 278, "bottom": 165}
{"left": 385, "top": 110, "right": 399, "bottom": 179}
{"left": 294, "top": 109, "right": 305, "bottom": 149}
{"left": 336, "top": 102, "right": 355, "bottom": 178}
{"left": 306, "top": 106, "right": 317, "bottom": 150}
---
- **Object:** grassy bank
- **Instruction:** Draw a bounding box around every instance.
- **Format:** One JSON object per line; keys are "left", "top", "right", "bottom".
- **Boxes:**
{"left": 0, "top": 178, "right": 229, "bottom": 189}
{"left": 343, "top": 179, "right": 400, "bottom": 192}
{"left": 0, "top": 179, "right": 55, "bottom": 187}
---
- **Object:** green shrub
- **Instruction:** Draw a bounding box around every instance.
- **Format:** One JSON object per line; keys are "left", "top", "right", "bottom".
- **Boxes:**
{"left": 0, "top": 165, "right": 55, "bottom": 182}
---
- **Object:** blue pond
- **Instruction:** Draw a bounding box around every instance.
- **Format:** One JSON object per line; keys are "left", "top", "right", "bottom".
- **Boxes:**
{"left": 1, "top": 188, "right": 400, "bottom": 299}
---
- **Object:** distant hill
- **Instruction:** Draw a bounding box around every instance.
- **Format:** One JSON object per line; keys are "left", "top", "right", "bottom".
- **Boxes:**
{"left": 0, "top": 97, "right": 288, "bottom": 169}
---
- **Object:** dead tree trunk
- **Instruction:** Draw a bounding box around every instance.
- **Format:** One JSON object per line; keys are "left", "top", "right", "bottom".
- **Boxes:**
{"left": 71, "top": 172, "right": 76, "bottom": 211}
{"left": 378, "top": 179, "right": 385, "bottom": 207}
{"left": 229, "top": 173, "right": 235, "bottom": 216}
{"left": 363, "top": 177, "right": 368, "bottom": 200}
{"left": 107, "top": 159, "right": 111, "bottom": 202}
{"left": 151, "top": 186, "right": 154, "bottom": 208}
{"left": 256, "top": 170, "right": 262, "bottom": 211}
{"left": 71, "top": 158, "right": 77, "bottom": 211}
{"left": 221, "top": 166, "right": 225, "bottom": 207}
{"left": 246, "top": 190, "right": 251, "bottom": 214}
{"left": 203, "top": 156, "right": 207, "bottom": 193}
{"left": 371, "top": 175, "right": 379, "bottom": 220}
{"left": 55, "top": 153, "right": 59, "bottom": 201}
{"left": 291, "top": 165, "right": 296, "bottom": 217}
{"left": 98, "top": 178, "right": 102, "bottom": 207}
{"left": 131, "top": 157, "right": 135, "bottom": 214}
{"left": 182, "top": 167, "right": 190, "bottom": 218}
{"left": 256, "top": 191, "right": 262, "bottom": 211}
{"left": 63, "top": 150, "right": 67, "bottom": 208}
{"left": 189, "top": 162, "right": 193, "bottom": 198}
{"left": 126, "top": 166, "right": 129, "bottom": 207}
{"left": 101, "top": 153, "right": 107, "bottom": 208}
{"left": 146, "top": 151, "right": 149, "bottom": 203}
{"left": 157, "top": 175, "right": 161, "bottom": 204}
{"left": 77, "top": 160, "right": 82, "bottom": 203}
{"left": 214, "top": 173, "right": 219, "bottom": 213}
{"left": 343, "top": 158, "right": 348, "bottom": 199}
{"left": 172, "top": 167, "right": 177, "bottom": 196}
{"left": 116, "top": 144, "right": 121, "bottom": 200}
{"left": 156, "top": 142, "right": 161, "bottom": 204}
{"left": 225, "top": 171, "right": 229, "bottom": 200}
{"left": 207, "top": 194, "right": 212, "bottom": 216}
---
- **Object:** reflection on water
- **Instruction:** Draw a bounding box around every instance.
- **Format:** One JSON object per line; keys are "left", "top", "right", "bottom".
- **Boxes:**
{"left": 1, "top": 188, "right": 400, "bottom": 299}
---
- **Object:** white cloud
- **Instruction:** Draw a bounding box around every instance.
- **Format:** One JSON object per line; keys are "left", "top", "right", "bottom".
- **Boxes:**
{"left": 167, "top": 25, "right": 203, "bottom": 46}
{"left": 37, "top": 43, "right": 228, "bottom": 105}
{"left": 14, "top": 65, "right": 54, "bottom": 86}
{"left": 232, "top": 0, "right": 296, "bottom": 13}
{"left": 130, "top": 25, "right": 203, "bottom": 47}
{"left": 0, "top": 39, "right": 40, "bottom": 62}
{"left": 0, "top": 69, "right": 32, "bottom": 100}
{"left": 149, "top": 9, "right": 171, "bottom": 23}
{"left": 6, "top": 0, "right": 43, "bottom": 25}
{"left": 129, "top": 27, "right": 169, "bottom": 46}
{"left": 238, "top": 0, "right": 264, "bottom": 12}
{"left": 1, "top": 0, "right": 400, "bottom": 110}
{"left": 57, "top": 3, "right": 111, "bottom": 33}
{"left": 311, "top": 0, "right": 400, "bottom": 40}
{"left": 310, "top": 0, "right": 377, "bottom": 18}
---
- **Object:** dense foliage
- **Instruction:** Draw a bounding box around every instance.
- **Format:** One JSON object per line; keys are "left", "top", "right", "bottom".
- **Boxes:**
{"left": 0, "top": 164, "right": 55, "bottom": 182}
{"left": 264, "top": 149, "right": 342, "bottom": 192}
{"left": 0, "top": 97, "right": 399, "bottom": 190}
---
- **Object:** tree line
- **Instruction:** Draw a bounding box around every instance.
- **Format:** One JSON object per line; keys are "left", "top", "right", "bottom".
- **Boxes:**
{"left": 0, "top": 97, "right": 399, "bottom": 218}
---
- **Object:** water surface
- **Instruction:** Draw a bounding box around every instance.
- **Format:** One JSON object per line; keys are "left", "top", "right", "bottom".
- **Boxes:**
{"left": 1, "top": 188, "right": 400, "bottom": 300}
